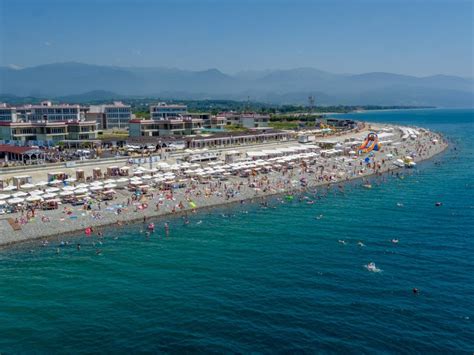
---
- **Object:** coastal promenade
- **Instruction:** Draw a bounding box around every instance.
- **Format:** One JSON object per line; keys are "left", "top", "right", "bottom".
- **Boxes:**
{"left": 0, "top": 123, "right": 447, "bottom": 247}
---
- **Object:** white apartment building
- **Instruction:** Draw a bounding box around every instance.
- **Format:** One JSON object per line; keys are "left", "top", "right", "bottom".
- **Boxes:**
{"left": 150, "top": 103, "right": 187, "bottom": 120}
{"left": 89, "top": 101, "right": 132, "bottom": 130}
{"left": 28, "top": 101, "right": 81, "bottom": 122}
{"left": 0, "top": 104, "right": 17, "bottom": 122}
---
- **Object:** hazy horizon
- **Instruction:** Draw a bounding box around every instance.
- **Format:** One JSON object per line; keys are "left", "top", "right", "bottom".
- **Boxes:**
{"left": 0, "top": 0, "right": 472, "bottom": 78}
{"left": 3, "top": 61, "right": 473, "bottom": 80}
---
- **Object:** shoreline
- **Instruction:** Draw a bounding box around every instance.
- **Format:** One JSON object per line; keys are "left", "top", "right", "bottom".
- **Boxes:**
{"left": 0, "top": 131, "right": 449, "bottom": 249}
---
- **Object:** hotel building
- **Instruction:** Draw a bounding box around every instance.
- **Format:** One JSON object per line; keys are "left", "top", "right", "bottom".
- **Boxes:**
{"left": 88, "top": 102, "right": 132, "bottom": 130}
{"left": 0, "top": 104, "right": 17, "bottom": 122}
{"left": 28, "top": 101, "right": 81, "bottom": 122}
{"left": 150, "top": 103, "right": 187, "bottom": 120}
{"left": 0, "top": 102, "right": 98, "bottom": 144}
{"left": 0, "top": 121, "right": 98, "bottom": 143}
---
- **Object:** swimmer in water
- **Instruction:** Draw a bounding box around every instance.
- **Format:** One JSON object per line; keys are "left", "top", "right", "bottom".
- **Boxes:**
{"left": 77, "top": 243, "right": 81, "bottom": 251}
{"left": 365, "top": 262, "right": 381, "bottom": 272}
{"left": 196, "top": 220, "right": 202, "bottom": 225}
{"left": 96, "top": 249, "right": 102, "bottom": 255}
{"left": 316, "top": 214, "right": 323, "bottom": 220}
{"left": 164, "top": 222, "right": 169, "bottom": 236}
{"left": 358, "top": 241, "right": 365, "bottom": 247}
{"left": 338, "top": 240, "right": 346, "bottom": 245}
{"left": 391, "top": 239, "right": 399, "bottom": 244}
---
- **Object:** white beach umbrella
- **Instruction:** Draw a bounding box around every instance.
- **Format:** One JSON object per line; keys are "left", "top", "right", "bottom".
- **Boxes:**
{"left": 13, "top": 191, "right": 28, "bottom": 198}
{"left": 103, "top": 183, "right": 117, "bottom": 189}
{"left": 8, "top": 197, "right": 24, "bottom": 204}
{"left": 75, "top": 183, "right": 89, "bottom": 189}
{"left": 90, "top": 186, "right": 103, "bottom": 191}
{"left": 42, "top": 193, "right": 58, "bottom": 199}
{"left": 62, "top": 186, "right": 76, "bottom": 191}
{"left": 26, "top": 195, "right": 43, "bottom": 202}
{"left": 102, "top": 189, "right": 116, "bottom": 194}
{"left": 59, "top": 191, "right": 74, "bottom": 197}
{"left": 0, "top": 200, "right": 7, "bottom": 206}
{"left": 29, "top": 190, "right": 45, "bottom": 196}
{"left": 2, "top": 186, "right": 17, "bottom": 191}
{"left": 74, "top": 188, "right": 89, "bottom": 195}
{"left": 103, "top": 179, "right": 116, "bottom": 184}
{"left": 46, "top": 187, "right": 61, "bottom": 193}
{"left": 0, "top": 194, "right": 11, "bottom": 200}
{"left": 142, "top": 175, "right": 153, "bottom": 180}
{"left": 20, "top": 183, "right": 36, "bottom": 190}
{"left": 35, "top": 181, "right": 49, "bottom": 187}
{"left": 65, "top": 177, "right": 76, "bottom": 182}
{"left": 116, "top": 178, "right": 129, "bottom": 183}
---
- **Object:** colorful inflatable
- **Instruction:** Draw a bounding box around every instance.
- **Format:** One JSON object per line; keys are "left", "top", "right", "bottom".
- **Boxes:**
{"left": 358, "top": 132, "right": 380, "bottom": 154}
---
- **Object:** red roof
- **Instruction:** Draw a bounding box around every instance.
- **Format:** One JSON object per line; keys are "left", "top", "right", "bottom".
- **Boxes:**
{"left": 0, "top": 145, "right": 38, "bottom": 154}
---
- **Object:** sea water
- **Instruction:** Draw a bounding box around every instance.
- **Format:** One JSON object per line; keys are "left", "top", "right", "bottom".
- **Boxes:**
{"left": 0, "top": 109, "right": 473, "bottom": 352}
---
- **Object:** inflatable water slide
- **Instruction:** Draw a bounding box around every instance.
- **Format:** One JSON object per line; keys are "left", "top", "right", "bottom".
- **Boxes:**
{"left": 358, "top": 133, "right": 380, "bottom": 154}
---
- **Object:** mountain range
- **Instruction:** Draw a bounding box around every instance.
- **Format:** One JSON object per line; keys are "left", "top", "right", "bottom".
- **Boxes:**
{"left": 1, "top": 62, "right": 472, "bottom": 106}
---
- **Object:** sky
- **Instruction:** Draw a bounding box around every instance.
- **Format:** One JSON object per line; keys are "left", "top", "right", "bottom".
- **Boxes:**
{"left": 0, "top": 0, "right": 473, "bottom": 77}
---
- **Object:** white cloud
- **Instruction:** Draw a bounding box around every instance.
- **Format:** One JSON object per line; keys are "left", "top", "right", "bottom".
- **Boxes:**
{"left": 44, "top": 41, "right": 53, "bottom": 47}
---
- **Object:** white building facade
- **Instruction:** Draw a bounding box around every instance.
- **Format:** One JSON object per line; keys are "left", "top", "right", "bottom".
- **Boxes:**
{"left": 150, "top": 103, "right": 187, "bottom": 120}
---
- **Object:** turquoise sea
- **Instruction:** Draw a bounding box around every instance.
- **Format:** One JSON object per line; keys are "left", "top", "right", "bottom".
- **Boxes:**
{"left": 0, "top": 109, "right": 473, "bottom": 353}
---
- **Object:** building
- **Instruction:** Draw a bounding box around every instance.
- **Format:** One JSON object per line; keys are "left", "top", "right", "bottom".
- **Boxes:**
{"left": 220, "top": 112, "right": 269, "bottom": 128}
{"left": 0, "top": 104, "right": 17, "bottom": 122}
{"left": 325, "top": 118, "right": 357, "bottom": 129}
{"left": 0, "top": 101, "right": 82, "bottom": 123}
{"left": 105, "top": 129, "right": 292, "bottom": 150}
{"left": 204, "top": 115, "right": 226, "bottom": 130}
{"left": 0, "top": 144, "right": 46, "bottom": 164}
{"left": 150, "top": 103, "right": 187, "bottom": 120}
{"left": 89, "top": 102, "right": 132, "bottom": 130}
{"left": 0, "top": 121, "right": 99, "bottom": 144}
{"left": 240, "top": 114, "right": 270, "bottom": 128}
{"left": 129, "top": 117, "right": 203, "bottom": 137}
{"left": 85, "top": 111, "right": 106, "bottom": 130}
{"left": 66, "top": 121, "right": 101, "bottom": 140}
{"left": 28, "top": 101, "right": 82, "bottom": 122}
{"left": 187, "top": 129, "right": 289, "bottom": 149}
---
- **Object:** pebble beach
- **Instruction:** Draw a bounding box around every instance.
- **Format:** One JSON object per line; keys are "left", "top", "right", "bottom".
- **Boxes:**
{"left": 0, "top": 123, "right": 448, "bottom": 247}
